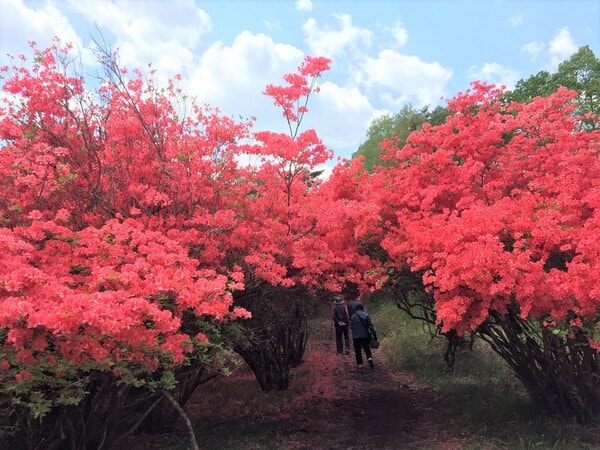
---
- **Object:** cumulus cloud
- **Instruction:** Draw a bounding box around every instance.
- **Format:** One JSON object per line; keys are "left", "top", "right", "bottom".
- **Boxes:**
{"left": 183, "top": 30, "right": 379, "bottom": 159}
{"left": 66, "top": 0, "right": 211, "bottom": 76}
{"left": 186, "top": 31, "right": 304, "bottom": 132}
{"left": 296, "top": 0, "right": 313, "bottom": 12}
{"left": 468, "top": 62, "right": 520, "bottom": 90}
{"left": 522, "top": 28, "right": 579, "bottom": 71}
{"left": 358, "top": 50, "right": 453, "bottom": 108}
{"left": 522, "top": 41, "right": 544, "bottom": 60}
{"left": 0, "top": 0, "right": 82, "bottom": 60}
{"left": 302, "top": 14, "right": 372, "bottom": 58}
{"left": 306, "top": 81, "right": 381, "bottom": 155}
{"left": 387, "top": 21, "right": 409, "bottom": 47}
{"left": 549, "top": 27, "right": 578, "bottom": 69}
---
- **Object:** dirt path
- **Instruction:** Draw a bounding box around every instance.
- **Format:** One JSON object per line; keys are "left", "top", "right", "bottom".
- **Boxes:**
{"left": 287, "top": 336, "right": 462, "bottom": 450}
{"left": 128, "top": 315, "right": 465, "bottom": 450}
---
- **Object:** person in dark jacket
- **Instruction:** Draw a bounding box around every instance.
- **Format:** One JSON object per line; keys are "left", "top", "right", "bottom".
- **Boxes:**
{"left": 331, "top": 295, "right": 350, "bottom": 355}
{"left": 350, "top": 303, "right": 377, "bottom": 368}
{"left": 343, "top": 284, "right": 362, "bottom": 325}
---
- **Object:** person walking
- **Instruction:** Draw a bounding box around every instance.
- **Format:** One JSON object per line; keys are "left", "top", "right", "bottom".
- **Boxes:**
{"left": 331, "top": 295, "right": 350, "bottom": 355}
{"left": 343, "top": 283, "right": 362, "bottom": 321}
{"left": 350, "top": 303, "right": 377, "bottom": 369}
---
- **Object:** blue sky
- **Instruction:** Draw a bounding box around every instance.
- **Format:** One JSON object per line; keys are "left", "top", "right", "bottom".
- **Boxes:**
{"left": 1, "top": 0, "right": 599, "bottom": 165}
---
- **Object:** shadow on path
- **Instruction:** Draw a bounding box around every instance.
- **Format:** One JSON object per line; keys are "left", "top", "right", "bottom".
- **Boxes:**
{"left": 124, "top": 314, "right": 464, "bottom": 450}
{"left": 290, "top": 320, "right": 462, "bottom": 450}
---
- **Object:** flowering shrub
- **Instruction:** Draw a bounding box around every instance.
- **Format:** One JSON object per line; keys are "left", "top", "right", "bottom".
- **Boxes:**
{"left": 366, "top": 82, "right": 600, "bottom": 421}
{"left": 0, "top": 40, "right": 354, "bottom": 446}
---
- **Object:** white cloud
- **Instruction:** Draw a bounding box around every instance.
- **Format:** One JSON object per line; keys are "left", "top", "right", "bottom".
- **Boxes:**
{"left": 186, "top": 31, "right": 304, "bottom": 134}
{"left": 387, "top": 21, "right": 409, "bottom": 47}
{"left": 264, "top": 19, "right": 281, "bottom": 30}
{"left": 0, "top": 0, "right": 82, "bottom": 60}
{"left": 295, "top": 0, "right": 313, "bottom": 12}
{"left": 508, "top": 13, "right": 523, "bottom": 27}
{"left": 66, "top": 0, "right": 211, "bottom": 76}
{"left": 522, "top": 28, "right": 579, "bottom": 71}
{"left": 306, "top": 81, "right": 381, "bottom": 155}
{"left": 183, "top": 30, "right": 378, "bottom": 159}
{"left": 468, "top": 62, "right": 520, "bottom": 89}
{"left": 302, "top": 14, "right": 372, "bottom": 58}
{"left": 522, "top": 41, "right": 544, "bottom": 60}
{"left": 69, "top": 0, "right": 211, "bottom": 47}
{"left": 549, "top": 27, "right": 578, "bottom": 69}
{"left": 358, "top": 50, "right": 453, "bottom": 108}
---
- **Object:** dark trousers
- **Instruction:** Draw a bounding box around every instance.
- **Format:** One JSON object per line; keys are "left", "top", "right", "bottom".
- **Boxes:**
{"left": 353, "top": 337, "right": 373, "bottom": 365}
{"left": 334, "top": 323, "right": 350, "bottom": 353}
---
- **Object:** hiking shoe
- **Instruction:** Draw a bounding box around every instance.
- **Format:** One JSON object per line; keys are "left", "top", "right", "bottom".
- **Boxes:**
{"left": 368, "top": 358, "right": 374, "bottom": 368}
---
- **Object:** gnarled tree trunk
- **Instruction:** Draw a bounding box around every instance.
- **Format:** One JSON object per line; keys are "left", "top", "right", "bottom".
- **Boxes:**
{"left": 232, "top": 284, "right": 310, "bottom": 391}
{"left": 387, "top": 268, "right": 475, "bottom": 371}
{"left": 478, "top": 305, "right": 600, "bottom": 424}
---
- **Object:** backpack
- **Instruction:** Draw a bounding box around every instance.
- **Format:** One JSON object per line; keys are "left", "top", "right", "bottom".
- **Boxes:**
{"left": 332, "top": 302, "right": 349, "bottom": 324}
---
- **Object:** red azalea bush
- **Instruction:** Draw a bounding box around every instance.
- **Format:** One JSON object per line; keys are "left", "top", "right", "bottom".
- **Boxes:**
{"left": 0, "top": 41, "right": 354, "bottom": 446}
{"left": 0, "top": 38, "right": 384, "bottom": 446}
{"left": 4, "top": 35, "right": 599, "bottom": 448}
{"left": 0, "top": 40, "right": 260, "bottom": 447}
{"left": 367, "top": 82, "right": 600, "bottom": 421}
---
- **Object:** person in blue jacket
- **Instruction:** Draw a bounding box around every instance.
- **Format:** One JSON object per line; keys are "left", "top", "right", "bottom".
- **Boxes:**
{"left": 350, "top": 303, "right": 377, "bottom": 369}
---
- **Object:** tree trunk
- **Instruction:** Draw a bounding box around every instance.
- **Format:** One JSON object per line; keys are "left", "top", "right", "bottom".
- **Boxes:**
{"left": 478, "top": 306, "right": 600, "bottom": 423}
{"left": 0, "top": 361, "right": 215, "bottom": 449}
{"left": 232, "top": 284, "right": 311, "bottom": 391}
{"left": 387, "top": 268, "right": 600, "bottom": 422}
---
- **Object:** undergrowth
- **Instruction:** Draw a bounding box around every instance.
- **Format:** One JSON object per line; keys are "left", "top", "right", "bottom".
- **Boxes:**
{"left": 368, "top": 296, "right": 600, "bottom": 450}
{"left": 124, "top": 298, "right": 600, "bottom": 449}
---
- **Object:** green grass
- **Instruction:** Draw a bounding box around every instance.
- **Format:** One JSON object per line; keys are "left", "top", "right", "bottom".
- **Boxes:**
{"left": 132, "top": 298, "right": 600, "bottom": 449}
{"left": 369, "top": 296, "right": 600, "bottom": 450}
{"left": 194, "top": 420, "right": 297, "bottom": 450}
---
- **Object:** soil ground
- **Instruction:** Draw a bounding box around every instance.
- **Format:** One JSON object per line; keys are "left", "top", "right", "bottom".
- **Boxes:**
{"left": 256, "top": 340, "right": 466, "bottom": 450}
{"left": 126, "top": 316, "right": 469, "bottom": 450}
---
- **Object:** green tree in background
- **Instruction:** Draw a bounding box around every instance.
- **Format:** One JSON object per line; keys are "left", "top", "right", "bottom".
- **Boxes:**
{"left": 353, "top": 46, "right": 599, "bottom": 173}
{"left": 352, "top": 105, "right": 450, "bottom": 172}
{"left": 508, "top": 45, "right": 600, "bottom": 129}
{"left": 507, "top": 70, "right": 558, "bottom": 103}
